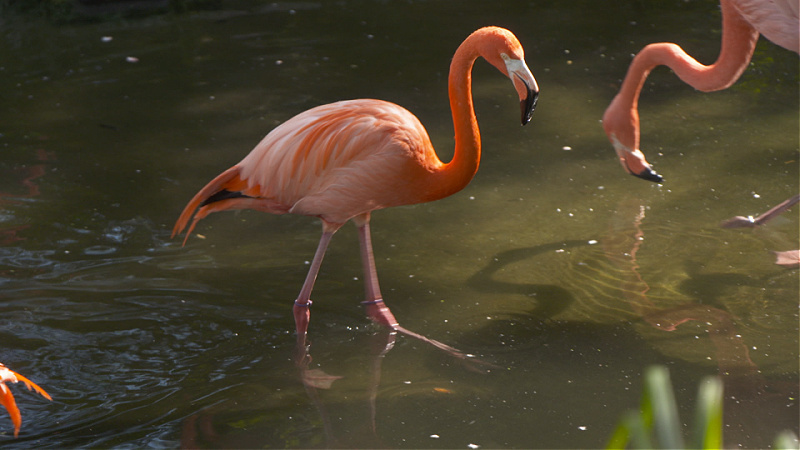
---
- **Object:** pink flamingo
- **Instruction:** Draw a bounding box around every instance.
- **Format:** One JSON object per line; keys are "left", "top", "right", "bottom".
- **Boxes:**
{"left": 173, "top": 27, "right": 539, "bottom": 356}
{"left": 602, "top": 0, "right": 798, "bottom": 266}
{"left": 602, "top": 0, "right": 798, "bottom": 182}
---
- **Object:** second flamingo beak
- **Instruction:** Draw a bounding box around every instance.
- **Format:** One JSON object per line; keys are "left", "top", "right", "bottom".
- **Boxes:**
{"left": 609, "top": 133, "right": 664, "bottom": 183}
{"left": 633, "top": 165, "right": 663, "bottom": 183}
{"left": 620, "top": 148, "right": 663, "bottom": 183}
{"left": 520, "top": 86, "right": 538, "bottom": 125}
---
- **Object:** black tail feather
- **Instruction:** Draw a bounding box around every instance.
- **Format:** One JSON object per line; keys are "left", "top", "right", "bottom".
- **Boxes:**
{"left": 201, "top": 189, "right": 252, "bottom": 207}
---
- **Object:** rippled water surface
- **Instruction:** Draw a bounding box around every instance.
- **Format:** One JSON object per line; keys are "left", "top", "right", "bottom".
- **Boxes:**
{"left": 1, "top": 1, "right": 798, "bottom": 448}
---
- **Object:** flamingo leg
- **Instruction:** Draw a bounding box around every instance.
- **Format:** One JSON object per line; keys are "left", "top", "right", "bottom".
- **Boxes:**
{"left": 352, "top": 214, "right": 493, "bottom": 370}
{"left": 293, "top": 222, "right": 341, "bottom": 352}
{"left": 353, "top": 213, "right": 399, "bottom": 329}
{"left": 720, "top": 194, "right": 800, "bottom": 228}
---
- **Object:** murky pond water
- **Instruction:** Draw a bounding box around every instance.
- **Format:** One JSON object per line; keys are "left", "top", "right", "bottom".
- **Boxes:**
{"left": 1, "top": 0, "right": 797, "bottom": 448}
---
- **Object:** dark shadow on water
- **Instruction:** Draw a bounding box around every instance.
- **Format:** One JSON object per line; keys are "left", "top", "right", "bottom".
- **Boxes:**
{"left": 466, "top": 239, "right": 588, "bottom": 321}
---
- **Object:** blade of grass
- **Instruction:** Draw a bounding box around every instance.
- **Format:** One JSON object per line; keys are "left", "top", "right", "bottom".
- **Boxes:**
{"left": 773, "top": 430, "right": 799, "bottom": 450}
{"left": 692, "top": 376, "right": 723, "bottom": 449}
{"left": 607, "top": 411, "right": 654, "bottom": 450}
{"left": 644, "top": 366, "right": 684, "bottom": 449}
{"left": 606, "top": 417, "right": 630, "bottom": 449}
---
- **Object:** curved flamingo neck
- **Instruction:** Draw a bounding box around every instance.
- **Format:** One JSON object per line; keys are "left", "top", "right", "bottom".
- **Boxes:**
{"left": 428, "top": 32, "right": 483, "bottom": 200}
{"left": 606, "top": 0, "right": 759, "bottom": 150}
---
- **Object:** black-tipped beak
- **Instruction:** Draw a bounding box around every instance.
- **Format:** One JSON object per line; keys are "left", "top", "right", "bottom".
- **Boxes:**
{"left": 521, "top": 88, "right": 538, "bottom": 125}
{"left": 633, "top": 166, "right": 663, "bottom": 183}
{"left": 506, "top": 57, "right": 538, "bottom": 126}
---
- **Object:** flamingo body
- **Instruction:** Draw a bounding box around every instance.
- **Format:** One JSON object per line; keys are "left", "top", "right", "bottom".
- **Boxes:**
{"left": 241, "top": 100, "right": 441, "bottom": 219}
{"left": 175, "top": 99, "right": 454, "bottom": 238}
{"left": 173, "top": 27, "right": 539, "bottom": 353}
{"left": 734, "top": 0, "right": 799, "bottom": 53}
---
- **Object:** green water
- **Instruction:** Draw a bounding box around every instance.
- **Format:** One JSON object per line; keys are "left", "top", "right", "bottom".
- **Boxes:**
{"left": 0, "top": 1, "right": 797, "bottom": 448}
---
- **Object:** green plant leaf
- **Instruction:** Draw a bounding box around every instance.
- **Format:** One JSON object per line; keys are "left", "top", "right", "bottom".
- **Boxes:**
{"left": 773, "top": 430, "right": 800, "bottom": 450}
{"left": 607, "top": 411, "right": 654, "bottom": 450}
{"left": 644, "top": 366, "right": 684, "bottom": 449}
{"left": 692, "top": 376, "right": 723, "bottom": 449}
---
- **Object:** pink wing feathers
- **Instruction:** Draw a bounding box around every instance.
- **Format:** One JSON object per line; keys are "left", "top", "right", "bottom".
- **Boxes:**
{"left": 733, "top": 0, "right": 799, "bottom": 53}
{"left": 173, "top": 99, "right": 439, "bottom": 241}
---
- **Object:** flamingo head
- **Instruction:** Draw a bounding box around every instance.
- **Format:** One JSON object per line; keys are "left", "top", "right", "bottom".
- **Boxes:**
{"left": 602, "top": 96, "right": 663, "bottom": 183}
{"left": 476, "top": 27, "right": 539, "bottom": 125}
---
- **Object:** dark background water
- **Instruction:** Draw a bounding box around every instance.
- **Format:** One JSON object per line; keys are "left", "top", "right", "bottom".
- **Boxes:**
{"left": 0, "top": 0, "right": 797, "bottom": 448}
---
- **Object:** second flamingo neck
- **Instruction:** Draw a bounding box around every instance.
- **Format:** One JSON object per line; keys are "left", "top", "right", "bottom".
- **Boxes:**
{"left": 620, "top": 0, "right": 759, "bottom": 109}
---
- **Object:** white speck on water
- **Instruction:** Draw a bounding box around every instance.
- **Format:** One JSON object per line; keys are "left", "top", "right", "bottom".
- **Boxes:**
{"left": 101, "top": 36, "right": 113, "bottom": 42}
{"left": 430, "top": 434, "right": 440, "bottom": 439}
{"left": 588, "top": 240, "right": 598, "bottom": 245}
{"left": 562, "top": 146, "right": 572, "bottom": 151}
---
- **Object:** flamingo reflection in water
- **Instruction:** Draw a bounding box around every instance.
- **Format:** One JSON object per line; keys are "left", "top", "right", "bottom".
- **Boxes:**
{"left": 602, "top": 199, "right": 764, "bottom": 388}
{"left": 603, "top": 199, "right": 798, "bottom": 444}
{"left": 465, "top": 201, "right": 771, "bottom": 390}
{"left": 602, "top": 0, "right": 799, "bottom": 265}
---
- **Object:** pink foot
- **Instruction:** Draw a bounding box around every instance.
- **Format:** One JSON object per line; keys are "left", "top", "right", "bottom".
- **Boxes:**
{"left": 362, "top": 300, "right": 399, "bottom": 329}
